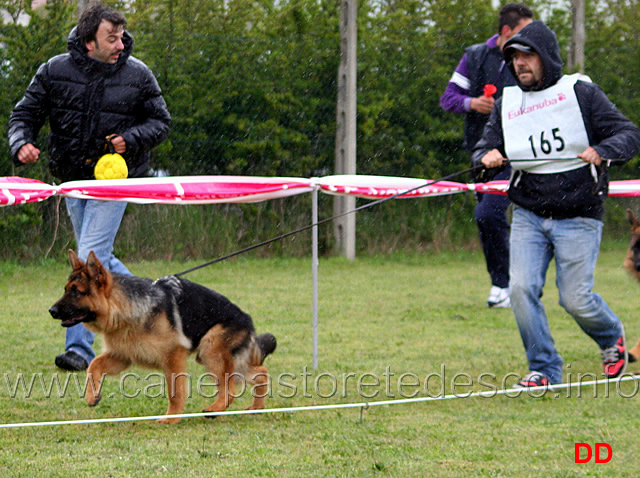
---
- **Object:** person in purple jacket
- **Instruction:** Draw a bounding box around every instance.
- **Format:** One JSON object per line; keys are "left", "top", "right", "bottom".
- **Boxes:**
{"left": 440, "top": 4, "right": 533, "bottom": 308}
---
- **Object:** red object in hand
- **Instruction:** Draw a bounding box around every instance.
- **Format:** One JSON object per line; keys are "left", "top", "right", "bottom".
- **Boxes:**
{"left": 483, "top": 84, "right": 497, "bottom": 97}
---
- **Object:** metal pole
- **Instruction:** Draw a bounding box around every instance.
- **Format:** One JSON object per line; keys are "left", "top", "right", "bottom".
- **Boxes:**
{"left": 312, "top": 187, "right": 319, "bottom": 370}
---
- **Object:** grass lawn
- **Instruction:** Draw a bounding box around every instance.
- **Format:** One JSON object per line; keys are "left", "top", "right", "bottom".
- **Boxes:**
{"left": 0, "top": 244, "right": 638, "bottom": 476}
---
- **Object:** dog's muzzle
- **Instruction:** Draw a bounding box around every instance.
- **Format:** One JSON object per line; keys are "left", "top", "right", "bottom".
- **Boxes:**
{"left": 49, "top": 304, "right": 96, "bottom": 328}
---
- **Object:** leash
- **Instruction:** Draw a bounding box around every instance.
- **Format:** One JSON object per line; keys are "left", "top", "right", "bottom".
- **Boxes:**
{"left": 174, "top": 164, "right": 485, "bottom": 277}
{"left": 174, "top": 156, "right": 613, "bottom": 277}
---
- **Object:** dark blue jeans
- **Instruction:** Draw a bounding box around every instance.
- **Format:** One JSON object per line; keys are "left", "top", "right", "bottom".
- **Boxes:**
{"left": 474, "top": 167, "right": 511, "bottom": 289}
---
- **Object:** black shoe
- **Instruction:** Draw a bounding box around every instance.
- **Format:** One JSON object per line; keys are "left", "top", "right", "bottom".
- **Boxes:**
{"left": 55, "top": 351, "right": 88, "bottom": 371}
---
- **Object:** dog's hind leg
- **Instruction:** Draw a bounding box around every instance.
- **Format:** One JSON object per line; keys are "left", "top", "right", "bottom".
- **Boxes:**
{"left": 629, "top": 338, "right": 640, "bottom": 363}
{"left": 85, "top": 352, "right": 131, "bottom": 407}
{"left": 197, "top": 325, "right": 237, "bottom": 415}
{"left": 158, "top": 346, "right": 191, "bottom": 424}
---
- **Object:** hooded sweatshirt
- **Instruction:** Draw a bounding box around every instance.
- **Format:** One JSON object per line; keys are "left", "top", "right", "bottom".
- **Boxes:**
{"left": 9, "top": 27, "right": 171, "bottom": 182}
{"left": 472, "top": 20, "right": 640, "bottom": 220}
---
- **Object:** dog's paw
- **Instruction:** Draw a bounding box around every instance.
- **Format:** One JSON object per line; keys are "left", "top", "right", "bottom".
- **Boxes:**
{"left": 157, "top": 417, "right": 181, "bottom": 424}
{"left": 86, "top": 395, "right": 101, "bottom": 407}
{"left": 202, "top": 408, "right": 219, "bottom": 419}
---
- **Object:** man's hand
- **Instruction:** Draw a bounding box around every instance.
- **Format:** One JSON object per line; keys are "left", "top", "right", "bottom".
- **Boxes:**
{"left": 578, "top": 146, "right": 602, "bottom": 166}
{"left": 106, "top": 134, "right": 127, "bottom": 154}
{"left": 481, "top": 149, "right": 506, "bottom": 169}
{"left": 17, "top": 143, "right": 40, "bottom": 164}
{"left": 470, "top": 95, "right": 495, "bottom": 115}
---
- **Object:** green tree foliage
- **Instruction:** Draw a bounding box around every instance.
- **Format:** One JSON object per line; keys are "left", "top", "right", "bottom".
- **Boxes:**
{"left": 0, "top": 0, "right": 75, "bottom": 259}
{"left": 584, "top": 0, "right": 640, "bottom": 179}
{"left": 0, "top": 0, "right": 639, "bottom": 260}
{"left": 2, "top": 0, "right": 637, "bottom": 180}
{"left": 128, "top": 0, "right": 340, "bottom": 177}
{"left": 0, "top": 0, "right": 75, "bottom": 176}
{"left": 357, "top": 0, "right": 496, "bottom": 179}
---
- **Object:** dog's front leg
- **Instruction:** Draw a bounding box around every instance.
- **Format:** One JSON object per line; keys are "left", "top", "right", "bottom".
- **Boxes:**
{"left": 247, "top": 365, "right": 269, "bottom": 410}
{"left": 85, "top": 353, "right": 130, "bottom": 407}
{"left": 158, "top": 347, "right": 190, "bottom": 424}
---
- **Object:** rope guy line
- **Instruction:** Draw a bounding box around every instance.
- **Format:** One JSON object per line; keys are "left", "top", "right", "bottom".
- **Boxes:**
{"left": 1, "top": 373, "right": 638, "bottom": 429}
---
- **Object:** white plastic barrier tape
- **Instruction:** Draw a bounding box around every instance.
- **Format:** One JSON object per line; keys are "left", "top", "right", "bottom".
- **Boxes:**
{"left": 4, "top": 174, "right": 640, "bottom": 207}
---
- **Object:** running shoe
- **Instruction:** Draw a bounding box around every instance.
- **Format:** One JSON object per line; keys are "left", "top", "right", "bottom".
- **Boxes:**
{"left": 513, "top": 371, "right": 550, "bottom": 388}
{"left": 602, "top": 335, "right": 628, "bottom": 379}
{"left": 487, "top": 286, "right": 510, "bottom": 308}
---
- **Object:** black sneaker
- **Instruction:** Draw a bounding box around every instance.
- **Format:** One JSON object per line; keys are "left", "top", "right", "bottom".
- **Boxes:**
{"left": 513, "top": 371, "right": 550, "bottom": 389}
{"left": 55, "top": 351, "right": 88, "bottom": 371}
{"left": 602, "top": 335, "right": 628, "bottom": 379}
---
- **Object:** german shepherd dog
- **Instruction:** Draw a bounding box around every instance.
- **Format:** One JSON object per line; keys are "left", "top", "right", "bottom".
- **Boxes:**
{"left": 623, "top": 209, "right": 640, "bottom": 362}
{"left": 49, "top": 250, "right": 277, "bottom": 424}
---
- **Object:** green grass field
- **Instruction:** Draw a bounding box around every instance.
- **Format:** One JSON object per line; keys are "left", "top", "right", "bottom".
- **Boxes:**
{"left": 0, "top": 245, "right": 638, "bottom": 476}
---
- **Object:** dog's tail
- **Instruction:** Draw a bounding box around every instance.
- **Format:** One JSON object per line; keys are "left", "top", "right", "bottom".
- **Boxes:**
{"left": 256, "top": 333, "right": 277, "bottom": 364}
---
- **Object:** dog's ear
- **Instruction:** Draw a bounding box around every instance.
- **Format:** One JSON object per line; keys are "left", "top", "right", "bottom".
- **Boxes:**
{"left": 626, "top": 209, "right": 640, "bottom": 229}
{"left": 68, "top": 249, "right": 84, "bottom": 271}
{"left": 86, "top": 251, "right": 113, "bottom": 297}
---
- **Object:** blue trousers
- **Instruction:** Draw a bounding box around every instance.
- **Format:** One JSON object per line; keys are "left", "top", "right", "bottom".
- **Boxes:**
{"left": 475, "top": 167, "right": 511, "bottom": 289}
{"left": 510, "top": 206, "right": 623, "bottom": 384}
{"left": 63, "top": 198, "right": 132, "bottom": 363}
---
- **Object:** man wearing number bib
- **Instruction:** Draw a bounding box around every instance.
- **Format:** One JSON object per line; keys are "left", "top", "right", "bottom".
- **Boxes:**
{"left": 472, "top": 20, "right": 640, "bottom": 387}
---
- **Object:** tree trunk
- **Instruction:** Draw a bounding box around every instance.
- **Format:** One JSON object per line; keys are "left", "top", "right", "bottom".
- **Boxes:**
{"left": 568, "top": 0, "right": 585, "bottom": 73}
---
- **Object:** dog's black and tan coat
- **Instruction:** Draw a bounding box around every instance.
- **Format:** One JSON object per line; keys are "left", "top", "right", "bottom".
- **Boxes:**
{"left": 623, "top": 209, "right": 640, "bottom": 362}
{"left": 49, "top": 250, "right": 276, "bottom": 423}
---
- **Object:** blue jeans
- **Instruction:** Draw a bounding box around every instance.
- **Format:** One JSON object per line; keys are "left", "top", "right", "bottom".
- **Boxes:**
{"left": 509, "top": 206, "right": 623, "bottom": 384}
{"left": 63, "top": 198, "right": 132, "bottom": 363}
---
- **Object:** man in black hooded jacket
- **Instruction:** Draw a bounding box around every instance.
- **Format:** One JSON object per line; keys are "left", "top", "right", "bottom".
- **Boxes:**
{"left": 472, "top": 20, "right": 640, "bottom": 387}
{"left": 8, "top": 2, "right": 171, "bottom": 371}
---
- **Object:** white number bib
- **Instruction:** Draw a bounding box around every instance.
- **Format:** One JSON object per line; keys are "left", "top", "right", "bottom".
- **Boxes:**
{"left": 502, "top": 73, "right": 590, "bottom": 174}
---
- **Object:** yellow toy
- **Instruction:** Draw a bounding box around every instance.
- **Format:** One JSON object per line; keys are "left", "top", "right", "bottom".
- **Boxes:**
{"left": 94, "top": 141, "right": 128, "bottom": 180}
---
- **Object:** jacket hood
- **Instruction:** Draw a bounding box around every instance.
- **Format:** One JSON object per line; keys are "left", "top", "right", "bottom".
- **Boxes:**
{"left": 67, "top": 26, "right": 133, "bottom": 74}
{"left": 503, "top": 20, "right": 563, "bottom": 91}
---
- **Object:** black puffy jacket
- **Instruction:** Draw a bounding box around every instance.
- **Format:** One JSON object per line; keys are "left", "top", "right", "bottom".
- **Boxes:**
{"left": 472, "top": 21, "right": 640, "bottom": 220}
{"left": 8, "top": 27, "right": 171, "bottom": 182}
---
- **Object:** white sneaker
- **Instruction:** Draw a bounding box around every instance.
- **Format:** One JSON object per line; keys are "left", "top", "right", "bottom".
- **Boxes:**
{"left": 487, "top": 286, "right": 510, "bottom": 308}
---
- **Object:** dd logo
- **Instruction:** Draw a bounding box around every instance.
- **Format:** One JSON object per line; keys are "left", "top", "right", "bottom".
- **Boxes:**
{"left": 574, "top": 443, "right": 612, "bottom": 463}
